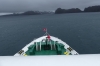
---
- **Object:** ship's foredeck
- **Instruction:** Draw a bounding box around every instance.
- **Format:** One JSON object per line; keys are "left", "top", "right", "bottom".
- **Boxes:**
{"left": 14, "top": 36, "right": 78, "bottom": 56}
{"left": 25, "top": 39, "right": 69, "bottom": 55}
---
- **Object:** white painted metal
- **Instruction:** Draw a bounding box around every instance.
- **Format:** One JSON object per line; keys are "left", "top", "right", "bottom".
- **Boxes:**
{"left": 1, "top": 54, "right": 100, "bottom": 66}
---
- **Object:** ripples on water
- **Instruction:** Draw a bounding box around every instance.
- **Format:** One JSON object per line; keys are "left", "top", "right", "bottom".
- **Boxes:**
{"left": 0, "top": 12, "right": 100, "bottom": 55}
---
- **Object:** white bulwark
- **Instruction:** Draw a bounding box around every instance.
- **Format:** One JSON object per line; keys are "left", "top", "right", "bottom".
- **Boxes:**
{"left": 0, "top": 54, "right": 100, "bottom": 66}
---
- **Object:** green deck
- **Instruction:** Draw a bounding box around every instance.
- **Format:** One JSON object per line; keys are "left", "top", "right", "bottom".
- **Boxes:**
{"left": 25, "top": 39, "right": 67, "bottom": 55}
{"left": 35, "top": 50, "right": 57, "bottom": 55}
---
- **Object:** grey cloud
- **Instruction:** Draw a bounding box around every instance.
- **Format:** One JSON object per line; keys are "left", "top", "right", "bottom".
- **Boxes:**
{"left": 0, "top": 0, "right": 100, "bottom": 12}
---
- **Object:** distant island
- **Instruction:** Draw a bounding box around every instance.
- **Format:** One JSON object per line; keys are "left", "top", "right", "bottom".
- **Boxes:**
{"left": 84, "top": 5, "right": 100, "bottom": 12}
{"left": 55, "top": 5, "right": 100, "bottom": 14}
{"left": 1, "top": 11, "right": 54, "bottom": 16}
{"left": 55, "top": 8, "right": 82, "bottom": 14}
{"left": 1, "top": 5, "right": 100, "bottom": 16}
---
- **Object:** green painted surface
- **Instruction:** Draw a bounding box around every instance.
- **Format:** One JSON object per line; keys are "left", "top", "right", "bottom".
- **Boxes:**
{"left": 25, "top": 39, "right": 67, "bottom": 55}
{"left": 35, "top": 50, "right": 57, "bottom": 55}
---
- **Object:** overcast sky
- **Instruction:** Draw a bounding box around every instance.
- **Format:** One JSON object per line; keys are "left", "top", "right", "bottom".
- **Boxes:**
{"left": 0, "top": 0, "right": 100, "bottom": 12}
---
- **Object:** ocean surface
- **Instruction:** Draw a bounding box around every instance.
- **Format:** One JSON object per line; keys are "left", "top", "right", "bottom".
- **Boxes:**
{"left": 0, "top": 12, "right": 100, "bottom": 56}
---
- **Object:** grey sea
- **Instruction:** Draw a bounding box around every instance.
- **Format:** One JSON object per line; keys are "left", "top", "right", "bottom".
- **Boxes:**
{"left": 0, "top": 12, "right": 100, "bottom": 56}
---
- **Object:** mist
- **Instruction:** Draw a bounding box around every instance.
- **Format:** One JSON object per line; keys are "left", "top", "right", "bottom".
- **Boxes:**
{"left": 0, "top": 0, "right": 100, "bottom": 12}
